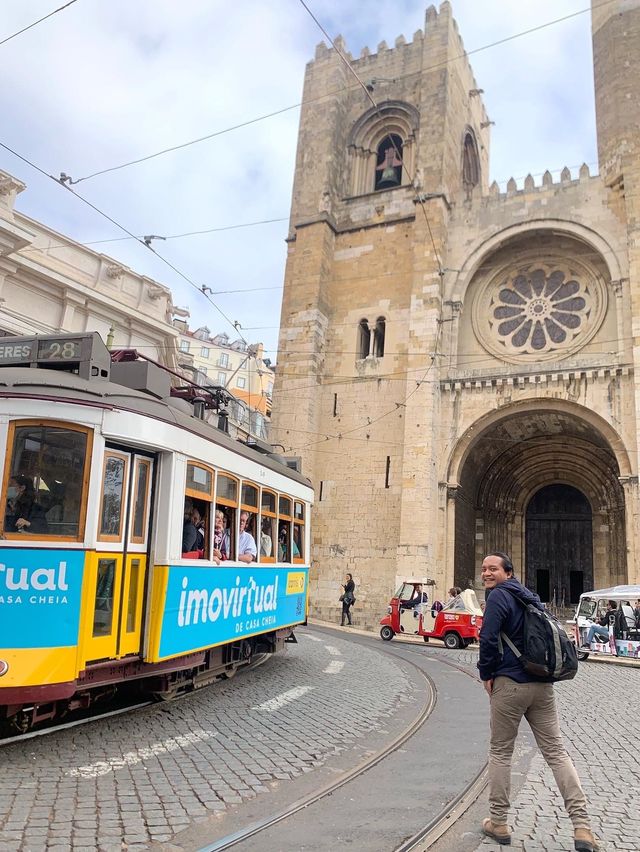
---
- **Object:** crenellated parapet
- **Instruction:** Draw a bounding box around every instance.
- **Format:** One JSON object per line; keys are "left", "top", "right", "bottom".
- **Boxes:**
{"left": 485, "top": 163, "right": 597, "bottom": 201}
{"left": 310, "top": 2, "right": 485, "bottom": 104}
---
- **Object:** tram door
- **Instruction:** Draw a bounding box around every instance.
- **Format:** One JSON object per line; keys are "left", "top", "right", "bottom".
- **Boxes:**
{"left": 84, "top": 450, "right": 154, "bottom": 663}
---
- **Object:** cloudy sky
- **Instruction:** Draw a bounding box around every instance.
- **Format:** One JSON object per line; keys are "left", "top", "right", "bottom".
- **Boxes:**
{"left": 0, "top": 1, "right": 598, "bottom": 357}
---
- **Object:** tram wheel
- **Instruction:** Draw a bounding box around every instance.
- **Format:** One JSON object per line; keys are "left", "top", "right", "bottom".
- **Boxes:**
{"left": 380, "top": 626, "right": 394, "bottom": 641}
{"left": 444, "top": 632, "right": 461, "bottom": 649}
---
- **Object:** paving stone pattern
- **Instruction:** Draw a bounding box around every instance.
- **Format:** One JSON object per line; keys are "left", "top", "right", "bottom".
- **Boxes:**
{"left": 0, "top": 629, "right": 416, "bottom": 851}
{"left": 468, "top": 659, "right": 640, "bottom": 852}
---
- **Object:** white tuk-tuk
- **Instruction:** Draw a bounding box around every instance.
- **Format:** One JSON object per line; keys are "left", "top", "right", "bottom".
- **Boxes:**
{"left": 571, "top": 584, "right": 640, "bottom": 661}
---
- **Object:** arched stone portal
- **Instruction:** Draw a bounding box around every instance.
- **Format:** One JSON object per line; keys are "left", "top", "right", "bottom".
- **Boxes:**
{"left": 449, "top": 405, "right": 628, "bottom": 598}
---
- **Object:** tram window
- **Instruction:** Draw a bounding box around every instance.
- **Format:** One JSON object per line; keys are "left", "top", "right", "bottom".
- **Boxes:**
{"left": 293, "top": 522, "right": 303, "bottom": 562}
{"left": 242, "top": 482, "right": 258, "bottom": 510}
{"left": 183, "top": 462, "right": 215, "bottom": 559}
{"left": 260, "top": 516, "right": 275, "bottom": 560}
{"left": 1, "top": 422, "right": 91, "bottom": 540}
{"left": 186, "top": 463, "right": 213, "bottom": 497}
{"left": 130, "top": 458, "right": 151, "bottom": 543}
{"left": 261, "top": 490, "right": 276, "bottom": 514}
{"left": 213, "top": 504, "right": 234, "bottom": 561}
{"left": 182, "top": 497, "right": 209, "bottom": 559}
{"left": 293, "top": 501, "right": 305, "bottom": 562}
{"left": 126, "top": 559, "right": 141, "bottom": 633}
{"left": 259, "top": 489, "right": 277, "bottom": 563}
{"left": 98, "top": 452, "right": 129, "bottom": 541}
{"left": 215, "top": 473, "right": 238, "bottom": 561}
{"left": 279, "top": 496, "right": 292, "bottom": 518}
{"left": 93, "top": 558, "right": 116, "bottom": 637}
{"left": 238, "top": 482, "right": 258, "bottom": 563}
{"left": 278, "top": 521, "right": 292, "bottom": 562}
{"left": 217, "top": 474, "right": 237, "bottom": 503}
{"left": 278, "top": 495, "right": 293, "bottom": 562}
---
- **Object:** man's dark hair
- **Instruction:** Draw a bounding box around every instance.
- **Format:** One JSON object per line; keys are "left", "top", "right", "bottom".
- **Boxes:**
{"left": 488, "top": 551, "right": 514, "bottom": 575}
{"left": 607, "top": 600, "right": 618, "bottom": 609}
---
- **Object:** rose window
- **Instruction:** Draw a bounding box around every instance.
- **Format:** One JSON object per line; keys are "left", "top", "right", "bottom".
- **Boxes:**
{"left": 473, "top": 261, "right": 606, "bottom": 363}
{"left": 493, "top": 269, "right": 587, "bottom": 351}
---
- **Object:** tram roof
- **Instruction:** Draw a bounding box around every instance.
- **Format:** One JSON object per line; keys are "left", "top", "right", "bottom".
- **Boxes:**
{"left": 0, "top": 366, "right": 312, "bottom": 490}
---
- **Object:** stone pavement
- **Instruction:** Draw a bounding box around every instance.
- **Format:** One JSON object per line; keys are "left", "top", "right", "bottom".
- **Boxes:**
{"left": 0, "top": 628, "right": 419, "bottom": 851}
{"left": 467, "top": 657, "right": 640, "bottom": 852}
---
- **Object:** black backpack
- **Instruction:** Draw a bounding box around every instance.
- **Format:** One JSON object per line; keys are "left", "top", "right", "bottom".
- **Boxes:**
{"left": 499, "top": 588, "right": 578, "bottom": 682}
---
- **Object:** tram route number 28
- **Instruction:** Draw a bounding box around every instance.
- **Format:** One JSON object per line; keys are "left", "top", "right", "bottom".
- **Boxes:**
{"left": 38, "top": 340, "right": 82, "bottom": 360}
{"left": 0, "top": 338, "right": 82, "bottom": 365}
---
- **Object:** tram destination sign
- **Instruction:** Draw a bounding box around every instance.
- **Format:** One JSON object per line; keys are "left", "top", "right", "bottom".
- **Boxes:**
{"left": 0, "top": 333, "right": 111, "bottom": 379}
{"left": 0, "top": 336, "right": 83, "bottom": 365}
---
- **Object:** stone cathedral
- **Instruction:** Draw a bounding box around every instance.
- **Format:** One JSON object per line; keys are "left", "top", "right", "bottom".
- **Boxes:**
{"left": 271, "top": 1, "right": 640, "bottom": 626}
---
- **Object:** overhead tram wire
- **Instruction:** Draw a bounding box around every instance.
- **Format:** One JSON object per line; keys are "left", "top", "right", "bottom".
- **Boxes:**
{"left": 0, "top": 0, "right": 80, "bottom": 48}
{"left": 19, "top": 216, "right": 289, "bottom": 253}
{"left": 63, "top": 0, "right": 615, "bottom": 186}
{"left": 0, "top": 140, "right": 250, "bottom": 348}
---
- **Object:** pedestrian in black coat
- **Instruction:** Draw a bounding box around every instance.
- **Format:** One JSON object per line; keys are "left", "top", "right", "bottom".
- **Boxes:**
{"left": 340, "top": 573, "right": 355, "bottom": 626}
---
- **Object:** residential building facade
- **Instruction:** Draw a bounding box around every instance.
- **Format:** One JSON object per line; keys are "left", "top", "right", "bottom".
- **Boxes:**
{"left": 173, "top": 321, "right": 274, "bottom": 441}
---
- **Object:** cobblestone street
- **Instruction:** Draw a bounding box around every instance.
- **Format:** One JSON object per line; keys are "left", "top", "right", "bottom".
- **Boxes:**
{"left": 0, "top": 629, "right": 421, "bottom": 852}
{"left": 1, "top": 630, "right": 639, "bottom": 851}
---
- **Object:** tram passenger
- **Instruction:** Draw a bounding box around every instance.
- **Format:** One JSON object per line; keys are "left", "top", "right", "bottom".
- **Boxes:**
{"left": 182, "top": 499, "right": 208, "bottom": 557}
{"left": 213, "top": 508, "right": 231, "bottom": 560}
{"left": 5, "top": 474, "right": 48, "bottom": 534}
{"left": 260, "top": 517, "right": 273, "bottom": 557}
{"left": 238, "top": 511, "right": 257, "bottom": 563}
{"left": 277, "top": 523, "right": 299, "bottom": 561}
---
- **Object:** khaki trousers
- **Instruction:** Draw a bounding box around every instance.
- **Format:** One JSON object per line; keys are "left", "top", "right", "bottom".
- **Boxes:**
{"left": 489, "top": 676, "right": 590, "bottom": 829}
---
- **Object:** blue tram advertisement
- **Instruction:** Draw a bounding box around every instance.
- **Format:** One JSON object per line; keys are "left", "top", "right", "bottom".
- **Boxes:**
{"left": 0, "top": 333, "right": 312, "bottom": 732}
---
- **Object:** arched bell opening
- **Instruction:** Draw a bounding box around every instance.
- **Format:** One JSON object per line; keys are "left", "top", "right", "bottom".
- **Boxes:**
{"left": 450, "top": 407, "right": 627, "bottom": 603}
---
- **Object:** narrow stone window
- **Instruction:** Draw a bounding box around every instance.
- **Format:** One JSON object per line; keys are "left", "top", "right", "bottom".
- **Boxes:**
{"left": 373, "top": 317, "right": 385, "bottom": 357}
{"left": 462, "top": 131, "right": 480, "bottom": 191}
{"left": 375, "top": 134, "right": 403, "bottom": 191}
{"left": 357, "top": 318, "right": 371, "bottom": 359}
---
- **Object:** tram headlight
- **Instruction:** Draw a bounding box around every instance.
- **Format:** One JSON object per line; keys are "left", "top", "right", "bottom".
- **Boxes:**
{"left": 0, "top": 660, "right": 8, "bottom": 677}
{"left": 387, "top": 606, "right": 392, "bottom": 614}
{"left": 471, "top": 616, "right": 476, "bottom": 625}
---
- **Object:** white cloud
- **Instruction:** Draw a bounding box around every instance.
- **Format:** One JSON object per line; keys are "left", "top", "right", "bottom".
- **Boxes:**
{"left": 0, "top": 1, "right": 599, "bottom": 356}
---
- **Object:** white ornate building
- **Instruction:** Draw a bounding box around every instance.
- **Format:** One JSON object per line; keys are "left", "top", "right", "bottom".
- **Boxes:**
{"left": 0, "top": 170, "right": 179, "bottom": 363}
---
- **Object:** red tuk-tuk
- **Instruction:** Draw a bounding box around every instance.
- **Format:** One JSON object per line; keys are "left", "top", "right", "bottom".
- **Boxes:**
{"left": 379, "top": 581, "right": 483, "bottom": 648}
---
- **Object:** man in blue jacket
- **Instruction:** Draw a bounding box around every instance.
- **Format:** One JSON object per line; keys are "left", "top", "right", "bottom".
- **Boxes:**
{"left": 478, "top": 551, "right": 596, "bottom": 852}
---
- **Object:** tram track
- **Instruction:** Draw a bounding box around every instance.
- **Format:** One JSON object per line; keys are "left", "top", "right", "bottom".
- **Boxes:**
{"left": 196, "top": 631, "right": 489, "bottom": 852}
{"left": 0, "top": 653, "right": 271, "bottom": 748}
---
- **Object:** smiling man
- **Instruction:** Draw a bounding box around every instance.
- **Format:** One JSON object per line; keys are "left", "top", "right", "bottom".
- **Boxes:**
{"left": 478, "top": 551, "right": 597, "bottom": 852}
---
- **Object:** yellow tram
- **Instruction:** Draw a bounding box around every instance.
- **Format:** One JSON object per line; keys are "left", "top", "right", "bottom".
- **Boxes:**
{"left": 0, "top": 332, "right": 312, "bottom": 732}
